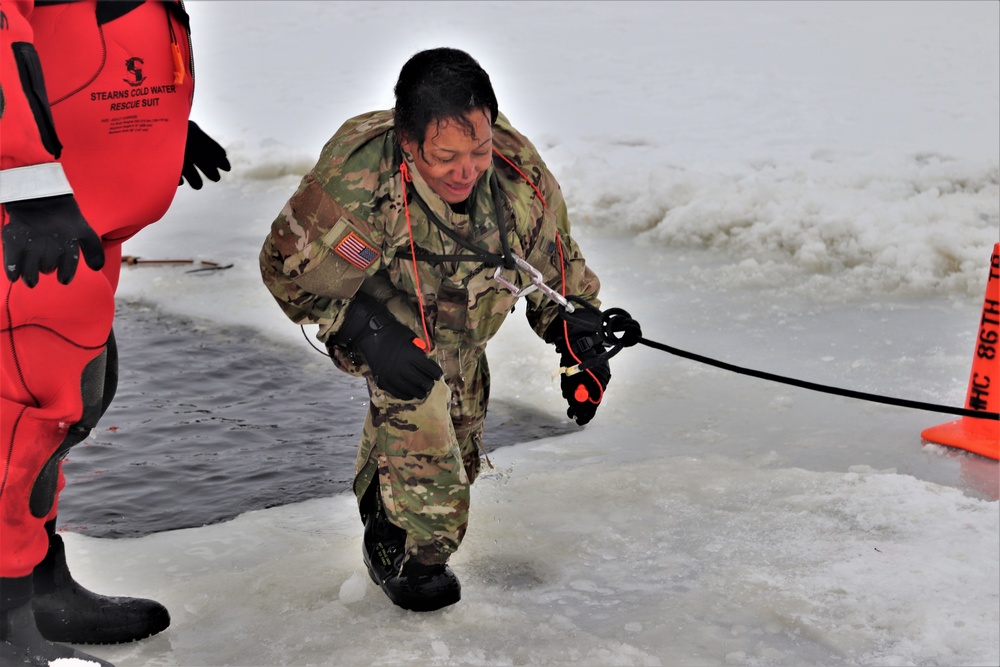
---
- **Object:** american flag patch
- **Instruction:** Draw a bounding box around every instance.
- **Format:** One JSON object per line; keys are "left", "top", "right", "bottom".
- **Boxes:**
{"left": 334, "top": 232, "right": 379, "bottom": 270}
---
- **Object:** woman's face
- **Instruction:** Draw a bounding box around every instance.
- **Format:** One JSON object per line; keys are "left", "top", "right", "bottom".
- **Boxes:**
{"left": 401, "top": 109, "right": 493, "bottom": 204}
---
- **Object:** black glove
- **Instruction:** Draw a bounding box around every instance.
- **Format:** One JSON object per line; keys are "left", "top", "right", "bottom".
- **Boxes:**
{"left": 2, "top": 195, "right": 105, "bottom": 288}
{"left": 179, "top": 121, "right": 230, "bottom": 190}
{"left": 332, "top": 293, "right": 442, "bottom": 401}
{"left": 549, "top": 308, "right": 611, "bottom": 426}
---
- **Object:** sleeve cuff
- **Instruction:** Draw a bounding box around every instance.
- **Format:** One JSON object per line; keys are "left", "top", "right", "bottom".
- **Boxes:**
{"left": 0, "top": 163, "right": 73, "bottom": 203}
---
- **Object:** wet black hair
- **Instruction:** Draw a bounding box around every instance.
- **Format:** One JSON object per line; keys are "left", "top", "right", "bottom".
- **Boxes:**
{"left": 393, "top": 48, "right": 499, "bottom": 151}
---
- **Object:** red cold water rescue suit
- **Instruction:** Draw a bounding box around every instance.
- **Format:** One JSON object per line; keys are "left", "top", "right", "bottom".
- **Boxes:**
{"left": 1, "top": 1, "right": 228, "bottom": 662}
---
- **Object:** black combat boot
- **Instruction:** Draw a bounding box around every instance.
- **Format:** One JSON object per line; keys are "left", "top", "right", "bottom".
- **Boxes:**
{"left": 361, "top": 483, "right": 461, "bottom": 612}
{"left": 1, "top": 575, "right": 114, "bottom": 666}
{"left": 32, "top": 524, "right": 169, "bottom": 644}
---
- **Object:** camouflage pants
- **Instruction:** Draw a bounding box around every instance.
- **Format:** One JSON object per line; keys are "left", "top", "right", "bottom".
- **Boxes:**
{"left": 352, "top": 349, "right": 490, "bottom": 565}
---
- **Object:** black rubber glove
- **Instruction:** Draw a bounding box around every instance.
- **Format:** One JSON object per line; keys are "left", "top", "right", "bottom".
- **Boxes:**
{"left": 2, "top": 195, "right": 105, "bottom": 288}
{"left": 179, "top": 121, "right": 230, "bottom": 190}
{"left": 550, "top": 308, "right": 611, "bottom": 426}
{"left": 332, "top": 293, "right": 442, "bottom": 401}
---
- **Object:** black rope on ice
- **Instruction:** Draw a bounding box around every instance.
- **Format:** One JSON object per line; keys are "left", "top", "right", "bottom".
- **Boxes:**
{"left": 574, "top": 302, "right": 999, "bottom": 422}
{"left": 297, "top": 297, "right": 998, "bottom": 421}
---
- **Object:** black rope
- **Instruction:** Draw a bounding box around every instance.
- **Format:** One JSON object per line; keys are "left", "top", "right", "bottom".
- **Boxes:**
{"left": 637, "top": 336, "right": 998, "bottom": 421}
{"left": 573, "top": 302, "right": 999, "bottom": 421}
{"left": 299, "top": 294, "right": 997, "bottom": 421}
{"left": 301, "top": 325, "right": 330, "bottom": 357}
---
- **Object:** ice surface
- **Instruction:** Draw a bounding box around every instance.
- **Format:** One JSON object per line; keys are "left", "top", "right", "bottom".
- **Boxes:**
{"left": 49, "top": 2, "right": 999, "bottom": 665}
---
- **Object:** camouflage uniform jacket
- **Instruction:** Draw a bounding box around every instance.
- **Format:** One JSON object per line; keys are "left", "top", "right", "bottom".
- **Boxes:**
{"left": 259, "top": 109, "right": 601, "bottom": 380}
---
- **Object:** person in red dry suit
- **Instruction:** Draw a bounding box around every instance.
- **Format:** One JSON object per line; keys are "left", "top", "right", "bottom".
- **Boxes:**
{"left": 0, "top": 1, "right": 229, "bottom": 664}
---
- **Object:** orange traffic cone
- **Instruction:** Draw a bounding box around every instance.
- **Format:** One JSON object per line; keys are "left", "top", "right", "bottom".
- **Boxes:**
{"left": 921, "top": 243, "right": 1000, "bottom": 460}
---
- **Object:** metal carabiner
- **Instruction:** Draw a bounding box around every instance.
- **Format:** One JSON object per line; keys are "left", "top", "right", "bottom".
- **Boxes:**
{"left": 492, "top": 254, "right": 575, "bottom": 312}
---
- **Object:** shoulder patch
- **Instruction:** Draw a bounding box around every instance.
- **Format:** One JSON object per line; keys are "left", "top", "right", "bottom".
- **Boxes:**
{"left": 334, "top": 231, "right": 379, "bottom": 270}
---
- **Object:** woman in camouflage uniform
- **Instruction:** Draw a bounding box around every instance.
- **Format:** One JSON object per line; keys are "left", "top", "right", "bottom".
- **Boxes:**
{"left": 259, "top": 48, "right": 610, "bottom": 612}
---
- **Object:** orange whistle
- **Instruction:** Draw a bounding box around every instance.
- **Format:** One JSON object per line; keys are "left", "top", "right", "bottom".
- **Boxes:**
{"left": 171, "top": 42, "right": 185, "bottom": 84}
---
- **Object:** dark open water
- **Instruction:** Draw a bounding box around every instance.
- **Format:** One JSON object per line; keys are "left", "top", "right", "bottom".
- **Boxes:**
{"left": 58, "top": 301, "right": 575, "bottom": 538}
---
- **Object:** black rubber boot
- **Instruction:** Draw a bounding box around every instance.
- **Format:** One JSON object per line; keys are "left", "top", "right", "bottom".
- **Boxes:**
{"left": 1, "top": 576, "right": 114, "bottom": 666}
{"left": 32, "top": 528, "right": 169, "bottom": 645}
{"left": 361, "top": 483, "right": 461, "bottom": 612}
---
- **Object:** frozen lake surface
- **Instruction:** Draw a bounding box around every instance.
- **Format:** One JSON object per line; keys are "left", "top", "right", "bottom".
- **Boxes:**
{"left": 49, "top": 1, "right": 999, "bottom": 665}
